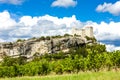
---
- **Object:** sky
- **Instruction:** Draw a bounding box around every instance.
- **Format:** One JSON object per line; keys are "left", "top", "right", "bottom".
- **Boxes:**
{"left": 0, "top": 0, "right": 120, "bottom": 51}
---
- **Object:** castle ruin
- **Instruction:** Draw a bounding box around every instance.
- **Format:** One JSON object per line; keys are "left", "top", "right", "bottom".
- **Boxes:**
{"left": 0, "top": 26, "right": 94, "bottom": 60}
{"left": 72, "top": 26, "right": 94, "bottom": 38}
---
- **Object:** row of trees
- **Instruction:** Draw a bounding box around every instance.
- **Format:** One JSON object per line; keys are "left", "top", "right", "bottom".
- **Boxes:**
{"left": 0, "top": 44, "right": 120, "bottom": 77}
{"left": 16, "top": 34, "right": 71, "bottom": 42}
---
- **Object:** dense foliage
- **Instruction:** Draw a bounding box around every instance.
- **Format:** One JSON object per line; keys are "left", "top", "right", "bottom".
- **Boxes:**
{"left": 0, "top": 43, "right": 120, "bottom": 78}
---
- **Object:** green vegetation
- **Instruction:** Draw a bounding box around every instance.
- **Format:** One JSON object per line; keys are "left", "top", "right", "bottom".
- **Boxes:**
{"left": 0, "top": 43, "right": 120, "bottom": 78}
{"left": 51, "top": 35, "right": 63, "bottom": 38}
{"left": 27, "top": 34, "right": 72, "bottom": 41}
{"left": 85, "top": 36, "right": 97, "bottom": 42}
{"left": 16, "top": 39, "right": 25, "bottom": 42}
{"left": 74, "top": 34, "right": 81, "bottom": 37}
{"left": 64, "top": 33, "right": 72, "bottom": 37}
{"left": 1, "top": 71, "right": 120, "bottom": 80}
{"left": 0, "top": 35, "right": 120, "bottom": 79}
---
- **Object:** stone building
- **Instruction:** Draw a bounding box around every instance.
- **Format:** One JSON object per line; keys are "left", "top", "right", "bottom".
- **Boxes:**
{"left": 72, "top": 26, "right": 93, "bottom": 38}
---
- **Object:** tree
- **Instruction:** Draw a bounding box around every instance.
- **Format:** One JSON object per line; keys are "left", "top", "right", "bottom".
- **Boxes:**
{"left": 40, "top": 36, "right": 45, "bottom": 40}
{"left": 46, "top": 36, "right": 50, "bottom": 40}
{"left": 2, "top": 56, "right": 18, "bottom": 66}
{"left": 64, "top": 34, "right": 70, "bottom": 37}
{"left": 17, "top": 39, "right": 25, "bottom": 42}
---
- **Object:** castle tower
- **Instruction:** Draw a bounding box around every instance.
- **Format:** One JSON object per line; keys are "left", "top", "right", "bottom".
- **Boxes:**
{"left": 85, "top": 26, "right": 93, "bottom": 38}
{"left": 72, "top": 27, "right": 83, "bottom": 37}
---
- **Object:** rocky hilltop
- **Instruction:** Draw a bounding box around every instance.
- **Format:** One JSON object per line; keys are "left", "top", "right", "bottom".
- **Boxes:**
{"left": 0, "top": 36, "right": 93, "bottom": 59}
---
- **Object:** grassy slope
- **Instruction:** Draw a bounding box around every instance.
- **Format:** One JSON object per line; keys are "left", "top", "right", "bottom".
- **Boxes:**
{"left": 1, "top": 71, "right": 120, "bottom": 80}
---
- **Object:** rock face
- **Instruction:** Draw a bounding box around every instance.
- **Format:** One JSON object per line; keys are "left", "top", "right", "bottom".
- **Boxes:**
{"left": 0, "top": 37, "right": 86, "bottom": 58}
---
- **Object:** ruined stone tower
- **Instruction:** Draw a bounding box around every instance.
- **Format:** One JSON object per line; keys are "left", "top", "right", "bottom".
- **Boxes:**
{"left": 85, "top": 26, "right": 93, "bottom": 38}
{"left": 72, "top": 26, "right": 94, "bottom": 38}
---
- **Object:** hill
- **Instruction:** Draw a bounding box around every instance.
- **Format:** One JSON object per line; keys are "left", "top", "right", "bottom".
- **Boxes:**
{"left": 0, "top": 34, "right": 95, "bottom": 60}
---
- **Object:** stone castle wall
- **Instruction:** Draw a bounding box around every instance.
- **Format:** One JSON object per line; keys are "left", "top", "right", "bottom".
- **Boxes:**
{"left": 72, "top": 26, "right": 93, "bottom": 38}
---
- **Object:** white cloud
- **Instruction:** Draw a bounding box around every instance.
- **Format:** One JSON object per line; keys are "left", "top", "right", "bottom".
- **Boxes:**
{"left": 39, "top": 15, "right": 78, "bottom": 27}
{"left": 90, "top": 21, "right": 120, "bottom": 41}
{"left": 14, "top": 15, "right": 82, "bottom": 38}
{"left": 1, "top": 10, "right": 120, "bottom": 42}
{"left": 96, "top": 1, "right": 120, "bottom": 15}
{"left": 106, "top": 44, "right": 120, "bottom": 52}
{"left": 0, "top": 38, "right": 5, "bottom": 42}
{"left": 0, "top": 10, "right": 83, "bottom": 42}
{"left": 1, "top": 10, "right": 120, "bottom": 51}
{"left": 0, "top": 0, "right": 24, "bottom": 5}
{"left": 19, "top": 16, "right": 38, "bottom": 26}
{"left": 0, "top": 10, "right": 16, "bottom": 30}
{"left": 51, "top": 0, "right": 77, "bottom": 8}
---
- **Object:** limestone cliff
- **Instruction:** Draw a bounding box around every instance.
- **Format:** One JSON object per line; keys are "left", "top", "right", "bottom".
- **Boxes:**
{"left": 0, "top": 36, "right": 88, "bottom": 59}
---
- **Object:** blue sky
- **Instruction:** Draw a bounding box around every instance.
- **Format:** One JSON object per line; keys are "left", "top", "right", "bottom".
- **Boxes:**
{"left": 0, "top": 0, "right": 120, "bottom": 22}
{"left": 0, "top": 0, "right": 120, "bottom": 51}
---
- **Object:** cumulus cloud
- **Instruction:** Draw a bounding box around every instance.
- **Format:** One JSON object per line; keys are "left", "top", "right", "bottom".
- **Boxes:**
{"left": 0, "top": 10, "right": 16, "bottom": 30}
{"left": 96, "top": 1, "right": 120, "bottom": 15}
{"left": 13, "top": 15, "right": 82, "bottom": 38}
{"left": 106, "top": 44, "right": 120, "bottom": 52}
{"left": 89, "top": 21, "right": 120, "bottom": 41}
{"left": 0, "top": 10, "right": 82, "bottom": 42}
{"left": 0, "top": 38, "right": 5, "bottom": 42}
{"left": 0, "top": 10, "right": 120, "bottom": 51}
{"left": 51, "top": 0, "right": 77, "bottom": 8}
{"left": 0, "top": 0, "right": 24, "bottom": 5}
{"left": 1, "top": 10, "right": 120, "bottom": 42}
